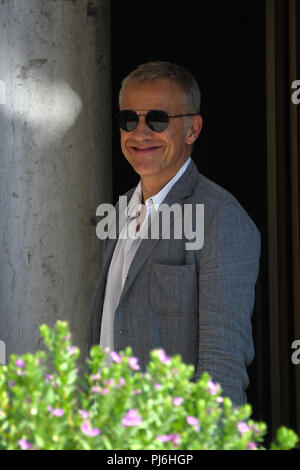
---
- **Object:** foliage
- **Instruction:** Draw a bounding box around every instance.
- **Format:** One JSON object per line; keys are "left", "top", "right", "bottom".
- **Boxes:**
{"left": 0, "top": 321, "right": 298, "bottom": 450}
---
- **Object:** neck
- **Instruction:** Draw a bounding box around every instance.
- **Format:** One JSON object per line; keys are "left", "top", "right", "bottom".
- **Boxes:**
{"left": 141, "top": 179, "right": 166, "bottom": 202}
{"left": 140, "top": 157, "right": 189, "bottom": 202}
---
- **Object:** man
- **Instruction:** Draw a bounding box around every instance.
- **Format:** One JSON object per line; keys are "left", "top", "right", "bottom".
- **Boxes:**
{"left": 87, "top": 61, "right": 261, "bottom": 405}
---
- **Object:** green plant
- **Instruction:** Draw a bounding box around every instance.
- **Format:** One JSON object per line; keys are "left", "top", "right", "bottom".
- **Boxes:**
{"left": 0, "top": 320, "right": 298, "bottom": 450}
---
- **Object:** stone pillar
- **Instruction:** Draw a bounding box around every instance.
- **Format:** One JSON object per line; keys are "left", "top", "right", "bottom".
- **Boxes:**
{"left": 0, "top": 0, "right": 112, "bottom": 361}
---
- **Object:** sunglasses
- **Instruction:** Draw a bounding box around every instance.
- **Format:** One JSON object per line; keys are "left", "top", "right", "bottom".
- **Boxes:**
{"left": 117, "top": 109, "right": 198, "bottom": 133}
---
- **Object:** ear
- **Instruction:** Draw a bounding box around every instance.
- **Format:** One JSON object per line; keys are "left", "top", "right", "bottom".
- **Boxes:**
{"left": 186, "top": 115, "right": 203, "bottom": 145}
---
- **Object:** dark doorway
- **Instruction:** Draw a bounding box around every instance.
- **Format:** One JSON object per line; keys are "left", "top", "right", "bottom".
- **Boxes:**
{"left": 111, "top": 0, "right": 270, "bottom": 436}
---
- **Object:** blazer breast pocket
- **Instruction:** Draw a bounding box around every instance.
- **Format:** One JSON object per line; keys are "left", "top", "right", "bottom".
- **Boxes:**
{"left": 150, "top": 263, "right": 198, "bottom": 316}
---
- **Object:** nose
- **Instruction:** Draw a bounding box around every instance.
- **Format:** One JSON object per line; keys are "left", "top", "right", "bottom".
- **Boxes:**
{"left": 132, "top": 115, "right": 154, "bottom": 139}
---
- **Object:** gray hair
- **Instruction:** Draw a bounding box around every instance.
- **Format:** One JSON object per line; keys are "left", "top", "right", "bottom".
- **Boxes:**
{"left": 119, "top": 61, "right": 201, "bottom": 113}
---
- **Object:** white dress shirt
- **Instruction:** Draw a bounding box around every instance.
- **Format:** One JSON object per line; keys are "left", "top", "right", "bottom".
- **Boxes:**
{"left": 100, "top": 157, "right": 191, "bottom": 357}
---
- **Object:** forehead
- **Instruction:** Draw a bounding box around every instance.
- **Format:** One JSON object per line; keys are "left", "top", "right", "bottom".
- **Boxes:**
{"left": 120, "top": 78, "right": 184, "bottom": 111}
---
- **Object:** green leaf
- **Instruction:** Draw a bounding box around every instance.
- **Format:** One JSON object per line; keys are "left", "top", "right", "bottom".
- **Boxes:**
{"left": 0, "top": 320, "right": 298, "bottom": 450}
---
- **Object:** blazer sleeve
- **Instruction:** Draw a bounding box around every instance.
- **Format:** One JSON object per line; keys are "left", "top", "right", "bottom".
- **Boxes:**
{"left": 194, "top": 201, "right": 261, "bottom": 406}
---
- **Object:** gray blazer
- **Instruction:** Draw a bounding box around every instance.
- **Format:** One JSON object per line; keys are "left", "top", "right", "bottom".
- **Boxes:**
{"left": 87, "top": 159, "right": 261, "bottom": 405}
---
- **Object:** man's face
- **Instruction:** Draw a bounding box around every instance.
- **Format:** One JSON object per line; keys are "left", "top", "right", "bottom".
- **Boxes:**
{"left": 119, "top": 79, "right": 201, "bottom": 181}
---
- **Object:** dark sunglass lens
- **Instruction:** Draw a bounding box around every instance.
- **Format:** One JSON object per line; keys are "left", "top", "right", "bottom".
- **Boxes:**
{"left": 147, "top": 110, "right": 169, "bottom": 132}
{"left": 119, "top": 110, "right": 138, "bottom": 132}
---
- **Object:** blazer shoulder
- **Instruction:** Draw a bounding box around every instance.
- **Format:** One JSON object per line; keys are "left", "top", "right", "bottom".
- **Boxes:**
{"left": 114, "top": 186, "right": 136, "bottom": 209}
{"left": 193, "top": 172, "right": 242, "bottom": 207}
{"left": 191, "top": 171, "right": 260, "bottom": 239}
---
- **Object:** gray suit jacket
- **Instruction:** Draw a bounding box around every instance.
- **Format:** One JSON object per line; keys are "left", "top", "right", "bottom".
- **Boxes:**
{"left": 87, "top": 159, "right": 261, "bottom": 405}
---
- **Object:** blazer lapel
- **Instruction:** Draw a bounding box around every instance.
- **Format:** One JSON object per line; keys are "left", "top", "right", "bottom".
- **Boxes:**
{"left": 117, "top": 160, "right": 200, "bottom": 307}
{"left": 93, "top": 187, "right": 135, "bottom": 320}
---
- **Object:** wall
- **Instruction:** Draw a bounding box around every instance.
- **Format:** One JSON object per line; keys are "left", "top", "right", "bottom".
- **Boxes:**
{"left": 0, "top": 0, "right": 112, "bottom": 361}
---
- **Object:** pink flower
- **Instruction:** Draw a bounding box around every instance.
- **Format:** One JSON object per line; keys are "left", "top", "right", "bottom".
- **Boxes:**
{"left": 216, "top": 396, "right": 224, "bottom": 403}
{"left": 48, "top": 406, "right": 64, "bottom": 417}
{"left": 103, "top": 379, "right": 114, "bottom": 386}
{"left": 249, "top": 424, "right": 261, "bottom": 435}
{"left": 79, "top": 409, "right": 90, "bottom": 420}
{"left": 15, "top": 359, "right": 25, "bottom": 368}
{"left": 66, "top": 345, "right": 77, "bottom": 356}
{"left": 128, "top": 357, "right": 140, "bottom": 370}
{"left": 247, "top": 441, "right": 258, "bottom": 450}
{"left": 156, "top": 434, "right": 181, "bottom": 446}
{"left": 173, "top": 397, "right": 183, "bottom": 406}
{"left": 90, "top": 373, "right": 100, "bottom": 381}
{"left": 237, "top": 422, "right": 250, "bottom": 434}
{"left": 122, "top": 409, "right": 142, "bottom": 427}
{"left": 207, "top": 380, "right": 220, "bottom": 396}
{"left": 186, "top": 415, "right": 200, "bottom": 430}
{"left": 19, "top": 439, "right": 31, "bottom": 450}
{"left": 81, "top": 421, "right": 101, "bottom": 437}
{"left": 110, "top": 351, "right": 122, "bottom": 363}
{"left": 91, "top": 386, "right": 101, "bottom": 394}
{"left": 101, "top": 388, "right": 109, "bottom": 395}
{"left": 157, "top": 435, "right": 172, "bottom": 443}
{"left": 157, "top": 349, "right": 170, "bottom": 364}
{"left": 44, "top": 374, "right": 54, "bottom": 384}
{"left": 171, "top": 434, "right": 181, "bottom": 446}
{"left": 186, "top": 416, "right": 199, "bottom": 426}
{"left": 154, "top": 383, "right": 162, "bottom": 390}
{"left": 119, "top": 377, "right": 125, "bottom": 387}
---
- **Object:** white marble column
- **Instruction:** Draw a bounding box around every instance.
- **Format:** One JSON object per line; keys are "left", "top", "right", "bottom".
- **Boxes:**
{"left": 0, "top": 0, "right": 112, "bottom": 360}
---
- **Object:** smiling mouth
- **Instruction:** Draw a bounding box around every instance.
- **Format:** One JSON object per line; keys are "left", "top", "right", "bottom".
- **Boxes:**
{"left": 132, "top": 146, "right": 161, "bottom": 152}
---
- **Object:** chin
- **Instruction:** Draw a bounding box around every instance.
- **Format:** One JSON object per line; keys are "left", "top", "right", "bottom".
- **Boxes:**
{"left": 134, "top": 168, "right": 160, "bottom": 178}
{"left": 129, "top": 160, "right": 162, "bottom": 176}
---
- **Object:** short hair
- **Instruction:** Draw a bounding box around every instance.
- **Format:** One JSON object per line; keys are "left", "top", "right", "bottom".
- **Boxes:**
{"left": 119, "top": 61, "right": 201, "bottom": 113}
